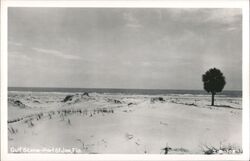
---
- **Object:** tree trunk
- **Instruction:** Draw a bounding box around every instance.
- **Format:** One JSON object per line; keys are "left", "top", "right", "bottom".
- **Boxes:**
{"left": 211, "top": 92, "right": 215, "bottom": 106}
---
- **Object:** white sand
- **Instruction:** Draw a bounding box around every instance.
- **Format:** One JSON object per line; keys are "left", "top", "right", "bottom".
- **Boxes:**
{"left": 8, "top": 92, "right": 242, "bottom": 154}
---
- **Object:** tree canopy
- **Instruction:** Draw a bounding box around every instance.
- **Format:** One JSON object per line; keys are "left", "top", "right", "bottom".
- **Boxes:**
{"left": 202, "top": 68, "right": 226, "bottom": 94}
{"left": 202, "top": 68, "right": 226, "bottom": 106}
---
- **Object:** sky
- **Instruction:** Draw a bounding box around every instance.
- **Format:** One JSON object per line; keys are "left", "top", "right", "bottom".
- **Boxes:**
{"left": 8, "top": 8, "right": 242, "bottom": 90}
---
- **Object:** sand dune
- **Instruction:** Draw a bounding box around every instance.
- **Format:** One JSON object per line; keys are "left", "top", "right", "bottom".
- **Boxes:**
{"left": 8, "top": 91, "right": 242, "bottom": 154}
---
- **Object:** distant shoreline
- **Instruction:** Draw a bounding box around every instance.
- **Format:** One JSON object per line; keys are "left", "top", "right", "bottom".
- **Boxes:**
{"left": 8, "top": 87, "right": 242, "bottom": 97}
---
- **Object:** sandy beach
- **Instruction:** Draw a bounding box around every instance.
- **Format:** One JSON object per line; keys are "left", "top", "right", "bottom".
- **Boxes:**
{"left": 8, "top": 91, "right": 242, "bottom": 154}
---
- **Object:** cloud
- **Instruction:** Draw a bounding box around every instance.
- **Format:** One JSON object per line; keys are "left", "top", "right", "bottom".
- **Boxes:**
{"left": 168, "top": 8, "right": 241, "bottom": 23}
{"left": 122, "top": 61, "right": 132, "bottom": 66}
{"left": 8, "top": 41, "right": 23, "bottom": 47}
{"left": 9, "top": 51, "right": 31, "bottom": 61}
{"left": 165, "top": 9, "right": 241, "bottom": 33}
{"left": 32, "top": 47, "right": 81, "bottom": 60}
{"left": 126, "top": 23, "right": 142, "bottom": 29}
{"left": 141, "top": 61, "right": 152, "bottom": 67}
{"left": 205, "top": 9, "right": 241, "bottom": 24}
{"left": 201, "top": 9, "right": 242, "bottom": 33}
{"left": 123, "top": 12, "right": 142, "bottom": 29}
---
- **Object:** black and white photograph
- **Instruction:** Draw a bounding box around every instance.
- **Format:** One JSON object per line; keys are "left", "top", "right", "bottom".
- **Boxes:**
{"left": 1, "top": 0, "right": 249, "bottom": 160}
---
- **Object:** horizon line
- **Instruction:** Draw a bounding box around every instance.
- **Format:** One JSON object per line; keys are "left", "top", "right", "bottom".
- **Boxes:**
{"left": 8, "top": 86, "right": 242, "bottom": 92}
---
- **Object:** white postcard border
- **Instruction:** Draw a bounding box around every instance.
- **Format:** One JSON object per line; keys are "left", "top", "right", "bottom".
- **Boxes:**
{"left": 1, "top": 0, "right": 249, "bottom": 161}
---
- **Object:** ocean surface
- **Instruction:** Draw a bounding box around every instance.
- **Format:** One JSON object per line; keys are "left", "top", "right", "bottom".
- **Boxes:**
{"left": 8, "top": 87, "right": 242, "bottom": 97}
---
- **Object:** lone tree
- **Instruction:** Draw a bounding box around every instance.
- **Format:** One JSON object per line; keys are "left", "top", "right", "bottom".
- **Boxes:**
{"left": 202, "top": 68, "right": 226, "bottom": 106}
